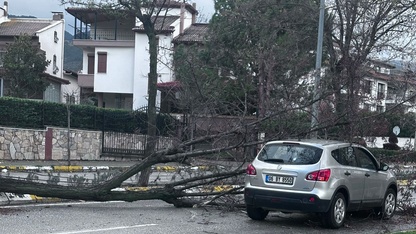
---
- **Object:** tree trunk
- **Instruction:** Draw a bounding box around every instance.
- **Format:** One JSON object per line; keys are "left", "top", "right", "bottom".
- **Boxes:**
{"left": 138, "top": 24, "right": 159, "bottom": 186}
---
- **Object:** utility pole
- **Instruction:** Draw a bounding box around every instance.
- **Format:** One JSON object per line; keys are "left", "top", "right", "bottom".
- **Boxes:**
{"left": 311, "top": 0, "right": 325, "bottom": 139}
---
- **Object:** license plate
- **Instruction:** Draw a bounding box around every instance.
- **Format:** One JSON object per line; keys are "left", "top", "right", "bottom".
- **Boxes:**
{"left": 266, "top": 175, "right": 293, "bottom": 185}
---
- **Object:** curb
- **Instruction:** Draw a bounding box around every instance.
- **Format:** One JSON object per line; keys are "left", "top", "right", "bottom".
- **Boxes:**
{"left": 0, "top": 192, "right": 67, "bottom": 206}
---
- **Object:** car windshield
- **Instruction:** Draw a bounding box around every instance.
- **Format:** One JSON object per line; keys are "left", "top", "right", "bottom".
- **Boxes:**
{"left": 257, "top": 143, "right": 323, "bottom": 165}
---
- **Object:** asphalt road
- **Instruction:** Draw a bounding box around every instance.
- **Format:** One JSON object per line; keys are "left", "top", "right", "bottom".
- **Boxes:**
{"left": 0, "top": 200, "right": 415, "bottom": 234}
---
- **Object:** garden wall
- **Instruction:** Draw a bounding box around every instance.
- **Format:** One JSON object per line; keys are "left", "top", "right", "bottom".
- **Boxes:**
{"left": 0, "top": 126, "right": 102, "bottom": 161}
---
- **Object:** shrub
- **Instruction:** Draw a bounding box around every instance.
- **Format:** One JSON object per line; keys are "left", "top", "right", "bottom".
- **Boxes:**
{"left": 0, "top": 97, "right": 174, "bottom": 135}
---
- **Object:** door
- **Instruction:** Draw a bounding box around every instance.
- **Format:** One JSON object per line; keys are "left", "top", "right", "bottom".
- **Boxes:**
{"left": 355, "top": 147, "right": 385, "bottom": 206}
{"left": 331, "top": 147, "right": 365, "bottom": 209}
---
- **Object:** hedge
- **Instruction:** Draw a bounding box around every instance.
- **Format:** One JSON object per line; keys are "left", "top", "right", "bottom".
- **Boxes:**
{"left": 0, "top": 97, "right": 174, "bottom": 135}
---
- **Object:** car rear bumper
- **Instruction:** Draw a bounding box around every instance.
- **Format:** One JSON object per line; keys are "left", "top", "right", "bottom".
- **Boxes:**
{"left": 244, "top": 187, "right": 331, "bottom": 213}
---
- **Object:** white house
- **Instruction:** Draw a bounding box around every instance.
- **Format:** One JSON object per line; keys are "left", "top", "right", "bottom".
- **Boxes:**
{"left": 0, "top": 0, "right": 68, "bottom": 102}
{"left": 66, "top": 1, "right": 197, "bottom": 110}
{"left": 359, "top": 60, "right": 416, "bottom": 114}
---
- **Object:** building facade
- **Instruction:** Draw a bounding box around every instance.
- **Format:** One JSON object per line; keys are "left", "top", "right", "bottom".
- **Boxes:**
{"left": 66, "top": 1, "right": 197, "bottom": 110}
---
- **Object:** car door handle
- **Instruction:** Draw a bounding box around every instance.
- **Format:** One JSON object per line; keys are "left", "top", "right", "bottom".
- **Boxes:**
{"left": 344, "top": 171, "right": 351, "bottom": 176}
{"left": 365, "top": 173, "right": 370, "bottom": 177}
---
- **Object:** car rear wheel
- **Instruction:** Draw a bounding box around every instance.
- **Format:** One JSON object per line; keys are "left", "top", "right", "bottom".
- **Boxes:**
{"left": 378, "top": 188, "right": 396, "bottom": 220}
{"left": 322, "top": 193, "right": 346, "bottom": 229}
{"left": 246, "top": 205, "right": 269, "bottom": 220}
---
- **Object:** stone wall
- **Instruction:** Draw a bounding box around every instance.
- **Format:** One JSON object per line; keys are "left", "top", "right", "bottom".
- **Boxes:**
{"left": 0, "top": 126, "right": 174, "bottom": 161}
{"left": 0, "top": 126, "right": 102, "bottom": 161}
{"left": 0, "top": 128, "right": 46, "bottom": 160}
{"left": 53, "top": 128, "right": 102, "bottom": 160}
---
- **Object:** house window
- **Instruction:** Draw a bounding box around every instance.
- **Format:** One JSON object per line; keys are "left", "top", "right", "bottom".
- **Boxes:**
{"left": 409, "top": 90, "right": 416, "bottom": 104}
{"left": 65, "top": 94, "right": 76, "bottom": 104}
{"left": 376, "top": 105, "right": 384, "bottom": 113}
{"left": 0, "top": 51, "right": 5, "bottom": 67}
{"left": 362, "top": 80, "right": 372, "bottom": 94}
{"left": 53, "top": 55, "right": 59, "bottom": 74}
{"left": 54, "top": 31, "right": 59, "bottom": 43}
{"left": 0, "top": 79, "right": 3, "bottom": 97}
{"left": 115, "top": 94, "right": 125, "bottom": 109}
{"left": 377, "top": 83, "right": 385, "bottom": 99}
{"left": 97, "top": 52, "right": 107, "bottom": 73}
{"left": 44, "top": 83, "right": 61, "bottom": 103}
{"left": 87, "top": 53, "right": 95, "bottom": 74}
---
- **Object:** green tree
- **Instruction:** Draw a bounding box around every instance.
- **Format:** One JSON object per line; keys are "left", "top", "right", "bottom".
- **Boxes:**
{"left": 174, "top": 0, "right": 320, "bottom": 140}
{"left": 3, "top": 34, "right": 50, "bottom": 98}
{"left": 209, "top": 0, "right": 319, "bottom": 119}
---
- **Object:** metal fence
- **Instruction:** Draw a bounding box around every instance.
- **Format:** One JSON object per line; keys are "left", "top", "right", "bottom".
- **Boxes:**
{"left": 101, "top": 131, "right": 174, "bottom": 158}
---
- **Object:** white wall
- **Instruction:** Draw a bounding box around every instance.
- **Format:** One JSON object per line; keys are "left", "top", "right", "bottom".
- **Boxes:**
{"left": 131, "top": 10, "right": 194, "bottom": 110}
{"left": 365, "top": 136, "right": 414, "bottom": 151}
{"left": 37, "top": 20, "right": 65, "bottom": 79}
{"left": 94, "top": 47, "right": 135, "bottom": 94}
{"left": 62, "top": 73, "right": 80, "bottom": 104}
{"left": 133, "top": 34, "right": 151, "bottom": 109}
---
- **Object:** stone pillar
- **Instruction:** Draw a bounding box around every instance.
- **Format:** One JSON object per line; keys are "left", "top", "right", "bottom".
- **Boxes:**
{"left": 45, "top": 127, "right": 53, "bottom": 160}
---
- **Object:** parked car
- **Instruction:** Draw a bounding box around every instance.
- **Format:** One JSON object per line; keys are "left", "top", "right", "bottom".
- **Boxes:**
{"left": 244, "top": 139, "right": 397, "bottom": 229}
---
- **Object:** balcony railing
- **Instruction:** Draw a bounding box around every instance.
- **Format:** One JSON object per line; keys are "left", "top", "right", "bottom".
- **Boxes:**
{"left": 75, "top": 27, "right": 135, "bottom": 41}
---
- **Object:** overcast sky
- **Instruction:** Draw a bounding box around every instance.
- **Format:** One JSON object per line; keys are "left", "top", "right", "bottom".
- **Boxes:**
{"left": 6, "top": 0, "right": 215, "bottom": 30}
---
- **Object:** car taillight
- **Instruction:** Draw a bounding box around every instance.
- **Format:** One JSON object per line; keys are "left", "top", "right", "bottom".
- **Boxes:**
{"left": 306, "top": 169, "right": 331, "bottom": 182}
{"left": 246, "top": 163, "right": 256, "bottom": 175}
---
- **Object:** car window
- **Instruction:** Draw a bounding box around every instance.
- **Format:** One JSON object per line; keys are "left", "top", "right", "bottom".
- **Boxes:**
{"left": 354, "top": 147, "right": 377, "bottom": 170}
{"left": 257, "top": 144, "right": 323, "bottom": 165}
{"left": 331, "top": 147, "right": 358, "bottom": 167}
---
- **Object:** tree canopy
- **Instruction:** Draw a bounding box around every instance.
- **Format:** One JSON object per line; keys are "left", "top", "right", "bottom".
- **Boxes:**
{"left": 2, "top": 34, "right": 50, "bottom": 98}
{"left": 323, "top": 0, "right": 416, "bottom": 140}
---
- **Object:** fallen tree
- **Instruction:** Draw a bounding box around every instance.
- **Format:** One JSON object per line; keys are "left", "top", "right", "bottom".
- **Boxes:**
{"left": 3, "top": 0, "right": 416, "bottom": 214}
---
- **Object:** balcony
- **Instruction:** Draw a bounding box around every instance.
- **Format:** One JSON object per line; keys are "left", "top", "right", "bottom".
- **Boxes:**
{"left": 66, "top": 7, "right": 136, "bottom": 48}
{"left": 78, "top": 74, "right": 94, "bottom": 88}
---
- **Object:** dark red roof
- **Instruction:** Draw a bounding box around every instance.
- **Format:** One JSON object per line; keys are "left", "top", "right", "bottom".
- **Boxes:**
{"left": 173, "top": 23, "right": 209, "bottom": 44}
{"left": 157, "top": 80, "right": 181, "bottom": 91}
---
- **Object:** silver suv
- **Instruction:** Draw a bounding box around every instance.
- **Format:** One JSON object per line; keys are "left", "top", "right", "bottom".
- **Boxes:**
{"left": 244, "top": 139, "right": 397, "bottom": 229}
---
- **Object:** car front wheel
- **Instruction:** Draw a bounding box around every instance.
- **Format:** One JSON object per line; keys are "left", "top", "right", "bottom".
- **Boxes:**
{"left": 380, "top": 188, "right": 396, "bottom": 219}
{"left": 322, "top": 193, "right": 346, "bottom": 229}
{"left": 246, "top": 205, "right": 269, "bottom": 220}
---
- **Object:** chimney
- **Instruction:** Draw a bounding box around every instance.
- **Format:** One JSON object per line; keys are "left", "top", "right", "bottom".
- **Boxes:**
{"left": 3, "top": 0, "right": 7, "bottom": 17}
{"left": 52, "top": 12, "right": 64, "bottom": 20}
{"left": 192, "top": 3, "right": 196, "bottom": 24}
{"left": 179, "top": 3, "right": 185, "bottom": 35}
{"left": 0, "top": 0, "right": 8, "bottom": 23}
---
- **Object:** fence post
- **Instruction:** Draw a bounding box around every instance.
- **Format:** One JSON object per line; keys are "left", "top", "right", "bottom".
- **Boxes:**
{"left": 101, "top": 111, "right": 105, "bottom": 156}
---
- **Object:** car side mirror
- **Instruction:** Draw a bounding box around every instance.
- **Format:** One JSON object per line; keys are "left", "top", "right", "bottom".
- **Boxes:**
{"left": 379, "top": 162, "right": 389, "bottom": 171}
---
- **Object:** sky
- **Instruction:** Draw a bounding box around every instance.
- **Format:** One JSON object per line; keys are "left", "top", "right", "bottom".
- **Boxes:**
{"left": 5, "top": 0, "right": 215, "bottom": 30}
